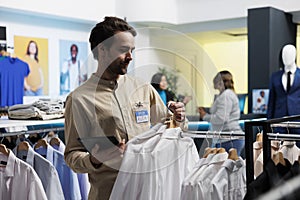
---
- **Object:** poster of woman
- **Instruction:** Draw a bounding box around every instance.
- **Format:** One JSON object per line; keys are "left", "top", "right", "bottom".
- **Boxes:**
{"left": 14, "top": 36, "right": 49, "bottom": 96}
{"left": 59, "top": 40, "right": 88, "bottom": 95}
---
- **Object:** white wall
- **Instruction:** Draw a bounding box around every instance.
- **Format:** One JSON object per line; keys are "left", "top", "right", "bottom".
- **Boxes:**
{"left": 115, "top": 0, "right": 177, "bottom": 24}
{"left": 2, "top": 0, "right": 300, "bottom": 25}
{"left": 177, "top": 0, "right": 300, "bottom": 24}
{"left": 0, "top": 0, "right": 115, "bottom": 23}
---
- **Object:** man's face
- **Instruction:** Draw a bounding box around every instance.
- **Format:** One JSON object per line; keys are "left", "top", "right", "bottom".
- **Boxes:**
{"left": 103, "top": 31, "right": 135, "bottom": 76}
{"left": 71, "top": 46, "right": 78, "bottom": 59}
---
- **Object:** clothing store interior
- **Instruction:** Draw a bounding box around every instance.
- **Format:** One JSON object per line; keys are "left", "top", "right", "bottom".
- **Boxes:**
{"left": 1, "top": 1, "right": 300, "bottom": 200}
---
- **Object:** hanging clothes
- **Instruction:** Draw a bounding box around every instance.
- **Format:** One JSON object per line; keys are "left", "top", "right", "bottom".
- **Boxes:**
{"left": 50, "top": 137, "right": 90, "bottom": 200}
{"left": 0, "top": 150, "right": 47, "bottom": 200}
{"left": 244, "top": 158, "right": 292, "bottom": 200}
{"left": 181, "top": 151, "right": 228, "bottom": 200}
{"left": 35, "top": 144, "right": 81, "bottom": 200}
{"left": 279, "top": 141, "right": 300, "bottom": 165}
{"left": 110, "top": 124, "right": 199, "bottom": 200}
{"left": 210, "top": 157, "right": 246, "bottom": 200}
{"left": 0, "top": 56, "right": 30, "bottom": 107}
{"left": 13, "top": 145, "right": 64, "bottom": 200}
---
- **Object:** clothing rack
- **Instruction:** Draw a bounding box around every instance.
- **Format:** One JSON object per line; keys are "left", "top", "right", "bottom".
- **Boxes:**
{"left": 182, "top": 130, "right": 245, "bottom": 139}
{"left": 267, "top": 132, "right": 300, "bottom": 141}
{"left": 244, "top": 114, "right": 300, "bottom": 188}
{"left": 0, "top": 126, "right": 65, "bottom": 137}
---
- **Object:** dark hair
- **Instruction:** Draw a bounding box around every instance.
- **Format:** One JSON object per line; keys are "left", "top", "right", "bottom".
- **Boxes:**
{"left": 26, "top": 40, "right": 39, "bottom": 62}
{"left": 151, "top": 72, "right": 165, "bottom": 90}
{"left": 216, "top": 70, "right": 234, "bottom": 90}
{"left": 89, "top": 16, "right": 137, "bottom": 59}
{"left": 70, "top": 44, "right": 78, "bottom": 52}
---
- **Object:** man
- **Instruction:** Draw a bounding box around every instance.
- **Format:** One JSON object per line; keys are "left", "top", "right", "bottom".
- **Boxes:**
{"left": 60, "top": 44, "right": 87, "bottom": 94}
{"left": 64, "top": 17, "right": 186, "bottom": 200}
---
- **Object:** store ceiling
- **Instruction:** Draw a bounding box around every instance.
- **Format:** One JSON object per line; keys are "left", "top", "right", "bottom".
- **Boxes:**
{"left": 133, "top": 20, "right": 299, "bottom": 45}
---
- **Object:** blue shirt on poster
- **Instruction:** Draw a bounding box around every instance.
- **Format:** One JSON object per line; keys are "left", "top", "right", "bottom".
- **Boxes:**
{"left": 0, "top": 57, "right": 30, "bottom": 107}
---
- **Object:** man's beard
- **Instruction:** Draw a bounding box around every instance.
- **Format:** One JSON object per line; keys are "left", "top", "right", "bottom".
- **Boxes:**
{"left": 107, "top": 58, "right": 130, "bottom": 76}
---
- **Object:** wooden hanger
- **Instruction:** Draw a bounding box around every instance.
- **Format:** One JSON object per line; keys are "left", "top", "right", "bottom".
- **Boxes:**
{"left": 50, "top": 137, "right": 60, "bottom": 147}
{"left": 203, "top": 147, "right": 217, "bottom": 158}
{"left": 203, "top": 147, "right": 212, "bottom": 158}
{"left": 18, "top": 141, "right": 30, "bottom": 151}
{"left": 0, "top": 144, "right": 9, "bottom": 156}
{"left": 165, "top": 116, "right": 177, "bottom": 129}
{"left": 47, "top": 131, "right": 55, "bottom": 137}
{"left": 217, "top": 147, "right": 226, "bottom": 154}
{"left": 272, "top": 151, "right": 286, "bottom": 166}
{"left": 34, "top": 139, "right": 48, "bottom": 149}
{"left": 228, "top": 148, "right": 239, "bottom": 161}
{"left": 256, "top": 132, "right": 263, "bottom": 142}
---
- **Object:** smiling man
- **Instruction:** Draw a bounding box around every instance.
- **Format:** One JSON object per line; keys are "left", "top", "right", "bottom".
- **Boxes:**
{"left": 64, "top": 16, "right": 186, "bottom": 200}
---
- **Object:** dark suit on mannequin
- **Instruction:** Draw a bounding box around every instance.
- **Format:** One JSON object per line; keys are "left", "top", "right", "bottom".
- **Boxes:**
{"left": 267, "top": 44, "right": 300, "bottom": 138}
{"left": 267, "top": 68, "right": 300, "bottom": 119}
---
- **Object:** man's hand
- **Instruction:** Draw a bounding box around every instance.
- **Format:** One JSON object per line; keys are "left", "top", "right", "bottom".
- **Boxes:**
{"left": 90, "top": 139, "right": 126, "bottom": 167}
{"left": 168, "top": 101, "right": 186, "bottom": 122}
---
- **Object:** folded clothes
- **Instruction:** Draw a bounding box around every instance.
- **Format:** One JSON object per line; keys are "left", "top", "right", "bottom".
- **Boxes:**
{"left": 8, "top": 100, "right": 64, "bottom": 120}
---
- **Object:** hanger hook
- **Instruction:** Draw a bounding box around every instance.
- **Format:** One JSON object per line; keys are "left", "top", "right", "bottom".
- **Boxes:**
{"left": 286, "top": 122, "right": 290, "bottom": 134}
{"left": 205, "top": 131, "right": 210, "bottom": 148}
{"left": 257, "top": 126, "right": 261, "bottom": 133}
{"left": 276, "top": 132, "right": 279, "bottom": 141}
{"left": 218, "top": 131, "right": 222, "bottom": 147}
{"left": 271, "top": 125, "right": 274, "bottom": 134}
{"left": 230, "top": 131, "right": 234, "bottom": 148}
{"left": 0, "top": 137, "right": 4, "bottom": 144}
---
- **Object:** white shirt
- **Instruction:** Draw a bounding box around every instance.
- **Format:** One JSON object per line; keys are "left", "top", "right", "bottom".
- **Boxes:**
{"left": 279, "top": 141, "right": 299, "bottom": 164}
{"left": 253, "top": 141, "right": 263, "bottom": 163}
{"left": 254, "top": 141, "right": 280, "bottom": 178}
{"left": 282, "top": 66, "right": 296, "bottom": 91}
{"left": 110, "top": 124, "right": 199, "bottom": 200}
{"left": 0, "top": 151, "right": 47, "bottom": 200}
{"left": 194, "top": 152, "right": 228, "bottom": 200}
{"left": 211, "top": 158, "right": 246, "bottom": 200}
{"left": 13, "top": 146, "right": 64, "bottom": 200}
{"left": 181, "top": 156, "right": 214, "bottom": 200}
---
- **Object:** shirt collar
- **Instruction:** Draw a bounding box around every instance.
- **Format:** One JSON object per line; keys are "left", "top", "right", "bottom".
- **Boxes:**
{"left": 26, "top": 147, "right": 35, "bottom": 167}
{"left": 208, "top": 152, "right": 228, "bottom": 164}
{"left": 5, "top": 150, "right": 16, "bottom": 177}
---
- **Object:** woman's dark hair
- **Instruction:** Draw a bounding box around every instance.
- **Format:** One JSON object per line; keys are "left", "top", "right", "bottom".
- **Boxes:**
{"left": 89, "top": 16, "right": 137, "bottom": 59}
{"left": 219, "top": 70, "right": 234, "bottom": 90}
{"left": 26, "top": 40, "right": 39, "bottom": 62}
{"left": 151, "top": 72, "right": 165, "bottom": 90}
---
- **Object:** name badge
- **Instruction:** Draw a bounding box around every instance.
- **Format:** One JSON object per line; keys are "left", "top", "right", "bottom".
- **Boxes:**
{"left": 135, "top": 110, "right": 149, "bottom": 123}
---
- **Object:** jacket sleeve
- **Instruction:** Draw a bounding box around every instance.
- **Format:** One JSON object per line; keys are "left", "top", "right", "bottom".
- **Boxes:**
{"left": 64, "top": 95, "right": 103, "bottom": 174}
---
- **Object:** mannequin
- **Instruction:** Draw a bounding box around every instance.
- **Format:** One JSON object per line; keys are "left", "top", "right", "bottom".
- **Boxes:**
{"left": 281, "top": 44, "right": 297, "bottom": 92}
{"left": 267, "top": 44, "right": 300, "bottom": 120}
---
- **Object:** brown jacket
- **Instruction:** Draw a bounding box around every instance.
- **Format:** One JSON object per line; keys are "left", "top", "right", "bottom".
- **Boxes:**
{"left": 64, "top": 74, "right": 175, "bottom": 200}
